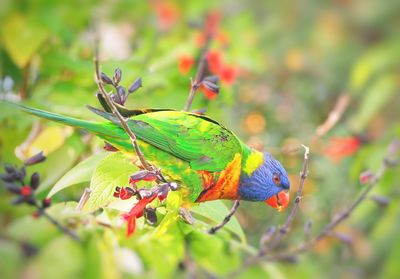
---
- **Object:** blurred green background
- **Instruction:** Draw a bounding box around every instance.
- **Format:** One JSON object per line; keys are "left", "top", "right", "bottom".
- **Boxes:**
{"left": 1, "top": 0, "right": 399, "bottom": 278}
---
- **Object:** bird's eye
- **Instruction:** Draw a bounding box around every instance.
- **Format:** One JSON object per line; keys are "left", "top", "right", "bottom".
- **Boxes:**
{"left": 273, "top": 173, "right": 281, "bottom": 185}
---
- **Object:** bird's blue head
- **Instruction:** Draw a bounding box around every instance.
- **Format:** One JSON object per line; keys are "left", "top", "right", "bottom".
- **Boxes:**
{"left": 238, "top": 152, "right": 290, "bottom": 211}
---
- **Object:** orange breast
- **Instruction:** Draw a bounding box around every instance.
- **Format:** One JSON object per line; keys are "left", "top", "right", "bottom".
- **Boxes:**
{"left": 195, "top": 153, "right": 242, "bottom": 202}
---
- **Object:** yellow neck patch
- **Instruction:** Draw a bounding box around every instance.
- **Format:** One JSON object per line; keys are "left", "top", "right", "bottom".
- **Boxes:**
{"left": 243, "top": 151, "right": 264, "bottom": 175}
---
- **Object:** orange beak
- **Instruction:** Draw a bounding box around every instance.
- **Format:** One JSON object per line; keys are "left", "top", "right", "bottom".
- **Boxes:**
{"left": 265, "top": 190, "right": 290, "bottom": 212}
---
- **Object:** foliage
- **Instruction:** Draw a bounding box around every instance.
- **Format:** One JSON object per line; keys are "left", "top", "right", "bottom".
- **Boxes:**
{"left": 1, "top": 1, "right": 400, "bottom": 279}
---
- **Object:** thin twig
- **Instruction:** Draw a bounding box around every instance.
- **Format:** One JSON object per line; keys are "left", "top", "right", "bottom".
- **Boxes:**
{"left": 93, "top": 42, "right": 153, "bottom": 171}
{"left": 183, "top": 240, "right": 199, "bottom": 279}
{"left": 15, "top": 122, "right": 43, "bottom": 160}
{"left": 313, "top": 94, "right": 351, "bottom": 141}
{"left": 230, "top": 145, "right": 310, "bottom": 275}
{"left": 19, "top": 61, "right": 31, "bottom": 100}
{"left": 35, "top": 205, "right": 81, "bottom": 242}
{"left": 208, "top": 200, "right": 241, "bottom": 234}
{"left": 76, "top": 188, "right": 92, "bottom": 211}
{"left": 267, "top": 139, "right": 399, "bottom": 261}
{"left": 183, "top": 22, "right": 213, "bottom": 111}
{"left": 257, "top": 146, "right": 309, "bottom": 256}
{"left": 265, "top": 145, "right": 310, "bottom": 250}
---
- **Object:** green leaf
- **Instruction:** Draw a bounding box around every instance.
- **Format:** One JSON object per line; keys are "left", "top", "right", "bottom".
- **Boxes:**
{"left": 151, "top": 191, "right": 182, "bottom": 238}
{"left": 83, "top": 152, "right": 139, "bottom": 212}
{"left": 1, "top": 14, "right": 48, "bottom": 68}
{"left": 46, "top": 201, "right": 89, "bottom": 220}
{"left": 29, "top": 237, "right": 84, "bottom": 279}
{"left": 84, "top": 231, "right": 121, "bottom": 279}
{"left": 237, "top": 265, "right": 274, "bottom": 279}
{"left": 0, "top": 240, "right": 23, "bottom": 279}
{"left": 350, "top": 40, "right": 400, "bottom": 93}
{"left": 190, "top": 200, "right": 246, "bottom": 243}
{"left": 5, "top": 215, "right": 59, "bottom": 245}
{"left": 136, "top": 222, "right": 184, "bottom": 278}
{"left": 48, "top": 152, "right": 108, "bottom": 198}
{"left": 349, "top": 74, "right": 397, "bottom": 132}
{"left": 187, "top": 229, "right": 241, "bottom": 275}
{"left": 31, "top": 133, "right": 85, "bottom": 194}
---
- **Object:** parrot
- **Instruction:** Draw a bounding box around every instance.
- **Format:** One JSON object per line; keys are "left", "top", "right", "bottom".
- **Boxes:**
{"left": 13, "top": 103, "right": 290, "bottom": 210}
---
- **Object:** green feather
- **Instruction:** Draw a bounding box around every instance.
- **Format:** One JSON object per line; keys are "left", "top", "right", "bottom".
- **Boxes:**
{"left": 9, "top": 102, "right": 262, "bottom": 202}
{"left": 88, "top": 106, "right": 244, "bottom": 172}
{"left": 13, "top": 104, "right": 128, "bottom": 141}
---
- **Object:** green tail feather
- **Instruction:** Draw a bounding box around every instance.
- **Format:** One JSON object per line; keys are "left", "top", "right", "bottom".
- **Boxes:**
{"left": 10, "top": 102, "right": 128, "bottom": 141}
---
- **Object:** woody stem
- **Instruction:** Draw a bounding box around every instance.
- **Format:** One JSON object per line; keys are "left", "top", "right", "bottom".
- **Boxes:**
{"left": 208, "top": 200, "right": 240, "bottom": 234}
{"left": 183, "top": 28, "right": 213, "bottom": 111}
{"left": 93, "top": 41, "right": 153, "bottom": 171}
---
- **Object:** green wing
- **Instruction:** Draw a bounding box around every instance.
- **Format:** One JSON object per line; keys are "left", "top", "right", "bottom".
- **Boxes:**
{"left": 88, "top": 107, "right": 243, "bottom": 172}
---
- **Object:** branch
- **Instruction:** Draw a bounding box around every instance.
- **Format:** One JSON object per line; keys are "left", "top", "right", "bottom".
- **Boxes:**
{"left": 313, "top": 93, "right": 351, "bottom": 141}
{"left": 35, "top": 205, "right": 81, "bottom": 242}
{"left": 267, "top": 139, "right": 399, "bottom": 261}
{"left": 248, "top": 145, "right": 310, "bottom": 264}
{"left": 266, "top": 145, "right": 310, "bottom": 248}
{"left": 76, "top": 188, "right": 92, "bottom": 211}
{"left": 229, "top": 145, "right": 310, "bottom": 276}
{"left": 208, "top": 200, "right": 240, "bottom": 234}
{"left": 19, "top": 61, "right": 31, "bottom": 100}
{"left": 93, "top": 42, "right": 153, "bottom": 171}
{"left": 183, "top": 20, "right": 214, "bottom": 111}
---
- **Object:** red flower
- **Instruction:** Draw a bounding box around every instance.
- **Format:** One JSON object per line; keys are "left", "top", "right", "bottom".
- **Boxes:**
{"left": 194, "top": 11, "right": 224, "bottom": 47}
{"left": 178, "top": 55, "right": 195, "bottom": 74}
{"left": 220, "top": 64, "right": 237, "bottom": 85}
{"left": 153, "top": 1, "right": 179, "bottom": 30}
{"left": 104, "top": 142, "right": 119, "bottom": 152}
{"left": 323, "top": 136, "right": 362, "bottom": 163}
{"left": 32, "top": 211, "right": 41, "bottom": 219}
{"left": 200, "top": 85, "right": 218, "bottom": 100}
{"left": 194, "top": 32, "right": 207, "bottom": 47}
{"left": 122, "top": 196, "right": 157, "bottom": 237}
{"left": 205, "top": 11, "right": 221, "bottom": 36}
{"left": 207, "top": 50, "right": 223, "bottom": 74}
{"left": 120, "top": 187, "right": 133, "bottom": 200}
{"left": 20, "top": 186, "right": 32, "bottom": 197}
{"left": 216, "top": 31, "right": 230, "bottom": 46}
{"left": 359, "top": 170, "right": 374, "bottom": 185}
{"left": 42, "top": 198, "right": 52, "bottom": 208}
{"left": 195, "top": 30, "right": 229, "bottom": 48}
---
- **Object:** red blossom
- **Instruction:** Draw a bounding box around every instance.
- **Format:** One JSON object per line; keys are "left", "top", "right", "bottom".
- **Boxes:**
{"left": 220, "top": 64, "right": 237, "bottom": 85}
{"left": 359, "top": 170, "right": 374, "bottom": 185}
{"left": 114, "top": 187, "right": 136, "bottom": 200}
{"left": 157, "top": 184, "right": 170, "bottom": 201}
{"left": 122, "top": 196, "right": 157, "bottom": 237}
{"left": 216, "top": 31, "right": 230, "bottom": 46}
{"left": 205, "top": 11, "right": 221, "bottom": 36}
{"left": 195, "top": 32, "right": 208, "bottom": 47}
{"left": 200, "top": 85, "right": 218, "bottom": 100}
{"left": 178, "top": 55, "right": 195, "bottom": 74}
{"left": 157, "top": 192, "right": 168, "bottom": 202}
{"left": 42, "top": 198, "right": 52, "bottom": 208}
{"left": 195, "top": 30, "right": 229, "bottom": 48}
{"left": 194, "top": 11, "right": 224, "bottom": 47}
{"left": 323, "top": 136, "right": 362, "bottom": 163}
{"left": 104, "top": 142, "right": 119, "bottom": 152}
{"left": 20, "top": 186, "right": 32, "bottom": 197}
{"left": 153, "top": 1, "right": 179, "bottom": 30}
{"left": 207, "top": 50, "right": 223, "bottom": 74}
{"left": 120, "top": 187, "right": 132, "bottom": 200}
{"left": 31, "top": 211, "right": 41, "bottom": 219}
{"left": 113, "top": 188, "right": 120, "bottom": 198}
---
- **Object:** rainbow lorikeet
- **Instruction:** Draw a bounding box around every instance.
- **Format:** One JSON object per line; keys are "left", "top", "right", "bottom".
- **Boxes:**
{"left": 15, "top": 104, "right": 290, "bottom": 210}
